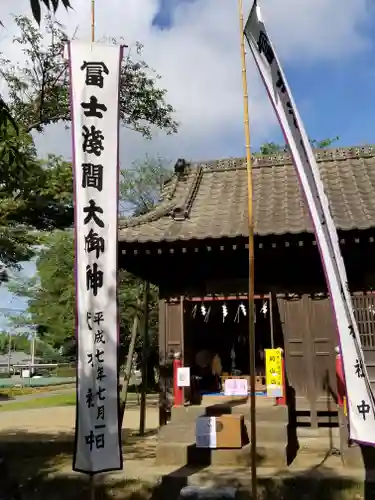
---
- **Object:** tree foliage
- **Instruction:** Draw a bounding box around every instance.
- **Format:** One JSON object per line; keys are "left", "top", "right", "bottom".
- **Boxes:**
{"left": 0, "top": 331, "right": 61, "bottom": 360}
{"left": 1, "top": 15, "right": 177, "bottom": 139}
{"left": 0, "top": 11, "right": 177, "bottom": 269}
{"left": 258, "top": 137, "right": 339, "bottom": 155}
{"left": 29, "top": 0, "right": 72, "bottom": 25}
{"left": 0, "top": 0, "right": 71, "bottom": 166}
{"left": 120, "top": 156, "right": 172, "bottom": 216}
{"left": 10, "top": 230, "right": 158, "bottom": 365}
{"left": 0, "top": 126, "right": 72, "bottom": 268}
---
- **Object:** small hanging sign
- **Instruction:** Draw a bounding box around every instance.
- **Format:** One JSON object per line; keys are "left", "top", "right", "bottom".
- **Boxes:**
{"left": 196, "top": 416, "right": 217, "bottom": 448}
{"left": 265, "top": 348, "right": 283, "bottom": 398}
{"left": 224, "top": 378, "right": 248, "bottom": 397}
{"left": 177, "top": 367, "right": 191, "bottom": 387}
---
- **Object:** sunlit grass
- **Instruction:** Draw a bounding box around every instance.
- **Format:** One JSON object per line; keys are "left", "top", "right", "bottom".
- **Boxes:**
{"left": 0, "top": 391, "right": 76, "bottom": 411}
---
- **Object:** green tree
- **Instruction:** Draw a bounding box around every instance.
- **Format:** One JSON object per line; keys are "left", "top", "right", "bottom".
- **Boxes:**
{"left": 0, "top": 13, "right": 177, "bottom": 269}
{"left": 120, "top": 156, "right": 172, "bottom": 215}
{"left": 0, "top": 0, "right": 72, "bottom": 160}
{"left": 29, "top": 0, "right": 71, "bottom": 25}
{"left": 1, "top": 15, "right": 177, "bottom": 139}
{"left": 310, "top": 137, "right": 340, "bottom": 149}
{"left": 257, "top": 137, "right": 339, "bottom": 155}
{"left": 9, "top": 231, "right": 75, "bottom": 352}
{"left": 258, "top": 142, "right": 286, "bottom": 155}
{"left": 10, "top": 230, "right": 158, "bottom": 369}
{"left": 0, "top": 127, "right": 72, "bottom": 268}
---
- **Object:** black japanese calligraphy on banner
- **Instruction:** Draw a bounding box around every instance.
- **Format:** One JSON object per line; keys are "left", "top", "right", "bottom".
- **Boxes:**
{"left": 244, "top": 1, "right": 375, "bottom": 444}
{"left": 81, "top": 61, "right": 109, "bottom": 88}
{"left": 68, "top": 40, "right": 123, "bottom": 474}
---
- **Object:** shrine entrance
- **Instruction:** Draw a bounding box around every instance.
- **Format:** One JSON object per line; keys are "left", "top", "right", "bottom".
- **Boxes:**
{"left": 183, "top": 295, "right": 274, "bottom": 395}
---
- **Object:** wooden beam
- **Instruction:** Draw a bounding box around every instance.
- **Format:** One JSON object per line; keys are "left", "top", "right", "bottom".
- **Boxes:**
{"left": 187, "top": 294, "right": 271, "bottom": 302}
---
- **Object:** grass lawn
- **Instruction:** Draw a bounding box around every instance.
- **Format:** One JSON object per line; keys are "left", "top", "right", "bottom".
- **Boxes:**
{"left": 0, "top": 392, "right": 76, "bottom": 411}
{"left": 0, "top": 383, "right": 75, "bottom": 399}
{"left": 0, "top": 391, "right": 156, "bottom": 412}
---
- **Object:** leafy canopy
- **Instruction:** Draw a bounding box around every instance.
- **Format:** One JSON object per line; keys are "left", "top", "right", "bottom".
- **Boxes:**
{"left": 120, "top": 156, "right": 172, "bottom": 216}
{"left": 0, "top": 11, "right": 177, "bottom": 268}
{"left": 258, "top": 137, "right": 340, "bottom": 155}
{"left": 9, "top": 230, "right": 158, "bottom": 363}
{"left": 2, "top": 15, "right": 178, "bottom": 139}
{"left": 0, "top": 126, "right": 72, "bottom": 267}
{"left": 29, "top": 0, "right": 72, "bottom": 25}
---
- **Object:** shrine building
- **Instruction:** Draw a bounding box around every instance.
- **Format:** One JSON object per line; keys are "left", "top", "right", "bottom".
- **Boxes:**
{"left": 117, "top": 145, "right": 375, "bottom": 466}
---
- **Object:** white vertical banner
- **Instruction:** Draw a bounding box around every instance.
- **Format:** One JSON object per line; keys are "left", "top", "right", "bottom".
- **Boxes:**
{"left": 68, "top": 40, "right": 123, "bottom": 473}
{"left": 244, "top": 2, "right": 375, "bottom": 444}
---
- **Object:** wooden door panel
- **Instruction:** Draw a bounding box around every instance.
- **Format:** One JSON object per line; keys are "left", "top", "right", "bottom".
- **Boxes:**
{"left": 277, "top": 296, "right": 313, "bottom": 408}
{"left": 308, "top": 298, "right": 337, "bottom": 407}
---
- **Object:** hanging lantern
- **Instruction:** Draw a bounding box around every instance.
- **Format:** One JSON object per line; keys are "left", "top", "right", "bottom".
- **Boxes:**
{"left": 240, "top": 303, "right": 247, "bottom": 316}
{"left": 201, "top": 304, "right": 206, "bottom": 316}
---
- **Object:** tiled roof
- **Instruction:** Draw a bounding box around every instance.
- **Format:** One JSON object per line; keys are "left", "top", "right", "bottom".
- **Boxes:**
{"left": 118, "top": 145, "right": 375, "bottom": 243}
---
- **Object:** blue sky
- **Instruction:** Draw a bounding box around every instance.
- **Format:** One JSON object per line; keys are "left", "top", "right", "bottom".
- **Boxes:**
{"left": 148, "top": 0, "right": 375, "bottom": 151}
{"left": 0, "top": 0, "right": 374, "bottom": 328}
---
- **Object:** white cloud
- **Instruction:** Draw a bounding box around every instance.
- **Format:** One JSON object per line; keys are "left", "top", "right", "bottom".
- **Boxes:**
{"left": 0, "top": 0, "right": 372, "bottom": 165}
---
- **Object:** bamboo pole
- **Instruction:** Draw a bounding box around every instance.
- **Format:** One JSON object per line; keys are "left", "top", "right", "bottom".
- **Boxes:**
{"left": 90, "top": 4, "right": 95, "bottom": 498}
{"left": 238, "top": 0, "right": 257, "bottom": 498}
{"left": 91, "top": 0, "right": 95, "bottom": 43}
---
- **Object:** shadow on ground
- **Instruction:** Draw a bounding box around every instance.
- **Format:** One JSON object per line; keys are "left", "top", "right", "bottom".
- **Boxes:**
{"left": 0, "top": 430, "right": 373, "bottom": 499}
{"left": 0, "top": 429, "right": 157, "bottom": 499}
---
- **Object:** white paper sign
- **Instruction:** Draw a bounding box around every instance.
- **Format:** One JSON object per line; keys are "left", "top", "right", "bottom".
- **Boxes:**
{"left": 224, "top": 378, "right": 248, "bottom": 397}
{"left": 245, "top": 2, "right": 375, "bottom": 444}
{"left": 267, "top": 385, "right": 282, "bottom": 398}
{"left": 177, "top": 367, "right": 191, "bottom": 387}
{"left": 196, "top": 416, "right": 217, "bottom": 448}
{"left": 69, "top": 40, "right": 123, "bottom": 473}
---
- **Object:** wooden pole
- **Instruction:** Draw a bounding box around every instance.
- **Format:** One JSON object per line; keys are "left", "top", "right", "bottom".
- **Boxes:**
{"left": 89, "top": 475, "right": 95, "bottom": 500}
{"left": 119, "top": 313, "right": 140, "bottom": 424}
{"left": 238, "top": 0, "right": 257, "bottom": 498}
{"left": 90, "top": 4, "right": 95, "bottom": 499}
{"left": 139, "top": 281, "right": 150, "bottom": 436}
{"left": 91, "top": 0, "right": 95, "bottom": 43}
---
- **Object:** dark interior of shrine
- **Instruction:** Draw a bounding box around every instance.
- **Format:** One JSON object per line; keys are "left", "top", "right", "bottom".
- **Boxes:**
{"left": 183, "top": 298, "right": 272, "bottom": 394}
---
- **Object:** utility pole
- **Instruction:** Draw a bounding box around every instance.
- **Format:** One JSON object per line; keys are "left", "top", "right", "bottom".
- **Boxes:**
{"left": 30, "top": 330, "right": 36, "bottom": 375}
{"left": 139, "top": 281, "right": 150, "bottom": 436}
{"left": 7, "top": 331, "right": 11, "bottom": 375}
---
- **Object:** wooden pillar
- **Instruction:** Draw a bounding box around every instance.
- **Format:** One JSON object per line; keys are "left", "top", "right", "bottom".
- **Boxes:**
{"left": 158, "top": 298, "right": 184, "bottom": 426}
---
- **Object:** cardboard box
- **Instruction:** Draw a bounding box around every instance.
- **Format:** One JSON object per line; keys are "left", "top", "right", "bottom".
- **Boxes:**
{"left": 215, "top": 414, "right": 245, "bottom": 449}
{"left": 196, "top": 413, "right": 247, "bottom": 449}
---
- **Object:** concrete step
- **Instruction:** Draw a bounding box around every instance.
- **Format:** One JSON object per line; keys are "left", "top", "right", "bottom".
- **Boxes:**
{"left": 341, "top": 443, "right": 375, "bottom": 469}
{"left": 160, "top": 421, "right": 340, "bottom": 448}
{"left": 171, "top": 403, "right": 288, "bottom": 424}
{"left": 155, "top": 442, "right": 289, "bottom": 468}
{"left": 155, "top": 434, "right": 343, "bottom": 468}
{"left": 160, "top": 420, "right": 288, "bottom": 444}
{"left": 294, "top": 426, "right": 340, "bottom": 438}
{"left": 155, "top": 440, "right": 345, "bottom": 469}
